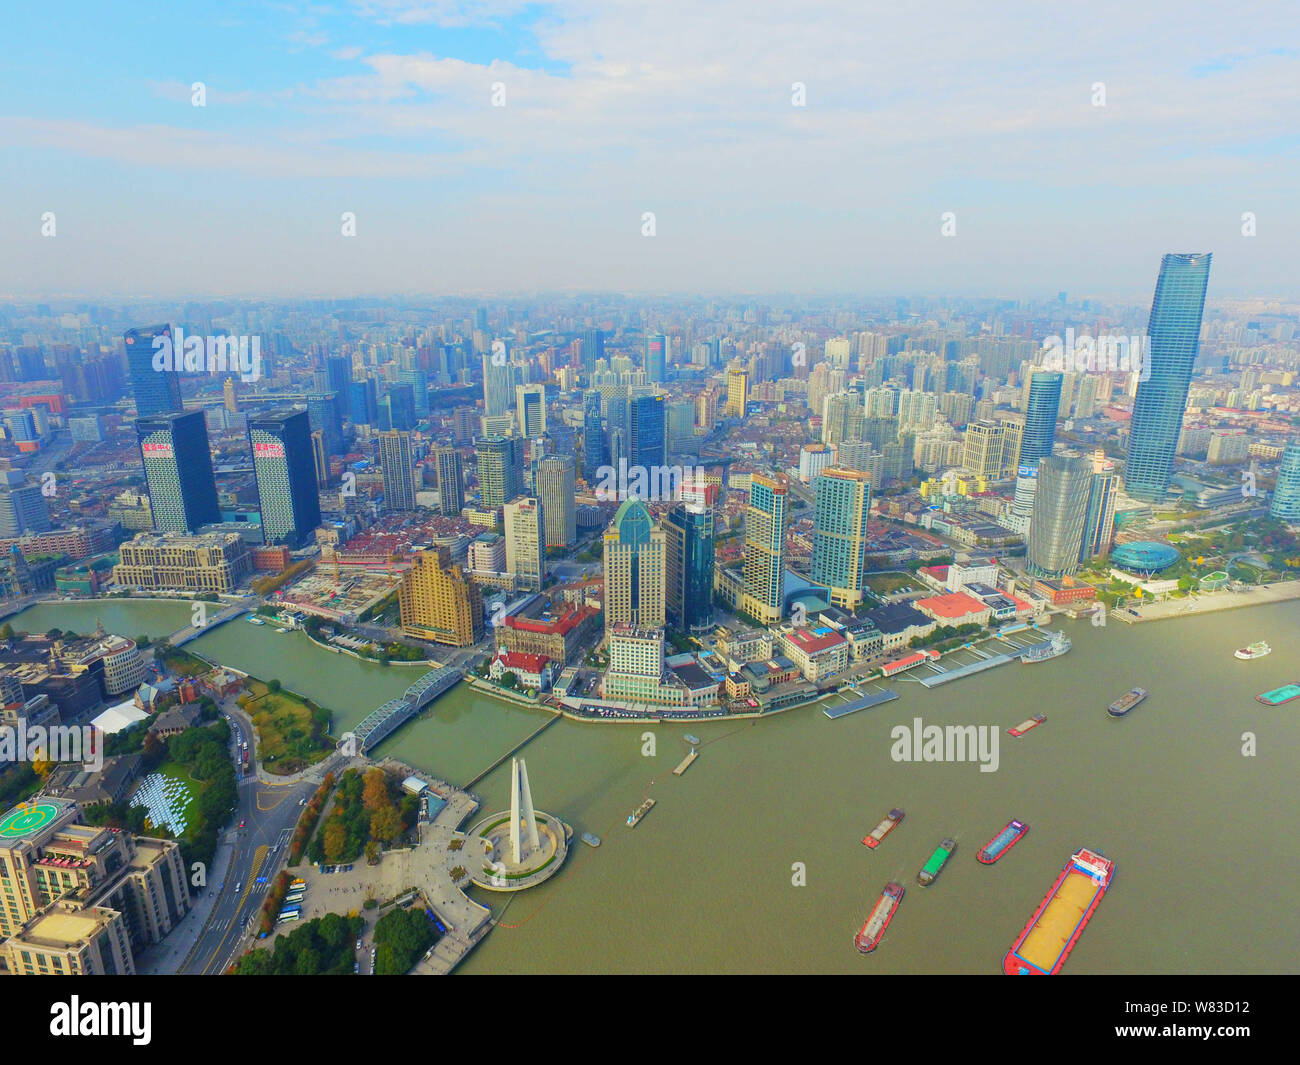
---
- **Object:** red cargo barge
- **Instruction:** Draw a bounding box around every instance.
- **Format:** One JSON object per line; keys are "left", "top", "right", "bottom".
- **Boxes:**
{"left": 1003, "top": 848, "right": 1115, "bottom": 975}
{"left": 861, "top": 808, "right": 904, "bottom": 849}
{"left": 855, "top": 881, "right": 904, "bottom": 953}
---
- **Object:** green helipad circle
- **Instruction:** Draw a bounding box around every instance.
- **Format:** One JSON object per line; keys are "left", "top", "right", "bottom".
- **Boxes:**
{"left": 0, "top": 803, "right": 60, "bottom": 838}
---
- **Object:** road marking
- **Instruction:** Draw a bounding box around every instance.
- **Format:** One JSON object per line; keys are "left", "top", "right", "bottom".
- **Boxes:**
{"left": 240, "top": 846, "right": 268, "bottom": 905}
{"left": 199, "top": 844, "right": 268, "bottom": 975}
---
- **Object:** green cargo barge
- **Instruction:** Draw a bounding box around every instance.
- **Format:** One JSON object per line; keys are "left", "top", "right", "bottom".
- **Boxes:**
{"left": 917, "top": 838, "right": 957, "bottom": 886}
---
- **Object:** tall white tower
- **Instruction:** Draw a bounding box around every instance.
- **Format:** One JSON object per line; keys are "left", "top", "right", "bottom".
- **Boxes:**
{"left": 508, "top": 757, "right": 541, "bottom": 864}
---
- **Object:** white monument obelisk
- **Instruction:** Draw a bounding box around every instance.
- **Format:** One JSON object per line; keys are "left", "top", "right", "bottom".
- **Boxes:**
{"left": 509, "top": 757, "right": 541, "bottom": 864}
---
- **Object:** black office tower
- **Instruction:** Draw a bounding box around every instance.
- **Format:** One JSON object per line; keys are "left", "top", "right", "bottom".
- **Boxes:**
{"left": 249, "top": 408, "right": 322, "bottom": 547}
{"left": 137, "top": 409, "right": 220, "bottom": 533}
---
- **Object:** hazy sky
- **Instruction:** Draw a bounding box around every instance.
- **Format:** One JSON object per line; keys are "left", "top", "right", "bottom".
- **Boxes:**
{"left": 2, "top": 2, "right": 1297, "bottom": 301}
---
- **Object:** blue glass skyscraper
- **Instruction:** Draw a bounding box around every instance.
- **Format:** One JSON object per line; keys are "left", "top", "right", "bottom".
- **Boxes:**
{"left": 325, "top": 355, "right": 351, "bottom": 422}
{"left": 629, "top": 394, "right": 666, "bottom": 470}
{"left": 1270, "top": 442, "right": 1300, "bottom": 523}
{"left": 580, "top": 328, "right": 605, "bottom": 373}
{"left": 1020, "top": 370, "right": 1063, "bottom": 470}
{"left": 1124, "top": 253, "right": 1212, "bottom": 502}
{"left": 307, "top": 391, "right": 344, "bottom": 453}
{"left": 582, "top": 390, "right": 605, "bottom": 479}
{"left": 665, "top": 494, "right": 716, "bottom": 632}
{"left": 645, "top": 334, "right": 667, "bottom": 383}
{"left": 125, "top": 324, "right": 183, "bottom": 417}
{"left": 349, "top": 378, "right": 378, "bottom": 426}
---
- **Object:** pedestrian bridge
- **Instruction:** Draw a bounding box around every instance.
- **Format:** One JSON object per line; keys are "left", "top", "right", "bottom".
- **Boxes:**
{"left": 350, "top": 664, "right": 462, "bottom": 753}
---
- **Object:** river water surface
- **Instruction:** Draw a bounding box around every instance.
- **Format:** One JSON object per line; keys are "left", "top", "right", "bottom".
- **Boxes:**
{"left": 11, "top": 598, "right": 1298, "bottom": 974}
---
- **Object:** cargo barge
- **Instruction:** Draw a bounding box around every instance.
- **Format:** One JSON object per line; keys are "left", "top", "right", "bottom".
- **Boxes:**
{"left": 1007, "top": 714, "right": 1046, "bottom": 737}
{"left": 861, "top": 808, "right": 904, "bottom": 849}
{"left": 626, "top": 797, "right": 656, "bottom": 827}
{"left": 1003, "top": 848, "right": 1115, "bottom": 975}
{"left": 917, "top": 838, "right": 956, "bottom": 886}
{"left": 672, "top": 750, "right": 698, "bottom": 775}
{"left": 1108, "top": 687, "right": 1147, "bottom": 717}
{"left": 1257, "top": 683, "right": 1300, "bottom": 706}
{"left": 976, "top": 819, "right": 1028, "bottom": 864}
{"left": 581, "top": 832, "right": 601, "bottom": 847}
{"left": 855, "top": 882, "right": 904, "bottom": 953}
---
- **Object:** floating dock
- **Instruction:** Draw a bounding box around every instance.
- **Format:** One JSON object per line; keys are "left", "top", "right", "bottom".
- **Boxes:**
{"left": 916, "top": 635, "right": 1058, "bottom": 689}
{"left": 672, "top": 750, "right": 698, "bottom": 775}
{"left": 823, "top": 688, "right": 899, "bottom": 719}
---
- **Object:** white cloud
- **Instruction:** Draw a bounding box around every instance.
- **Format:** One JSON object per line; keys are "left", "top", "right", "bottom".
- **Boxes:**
{"left": 3, "top": 0, "right": 1298, "bottom": 296}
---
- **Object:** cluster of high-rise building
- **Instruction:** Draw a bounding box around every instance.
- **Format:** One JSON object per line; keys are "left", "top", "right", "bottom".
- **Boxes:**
{"left": 0, "top": 798, "right": 189, "bottom": 976}
{"left": 1, "top": 250, "right": 1296, "bottom": 674}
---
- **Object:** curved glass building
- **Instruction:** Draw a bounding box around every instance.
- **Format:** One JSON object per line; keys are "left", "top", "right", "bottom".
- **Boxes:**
{"left": 1021, "top": 370, "right": 1063, "bottom": 469}
{"left": 1124, "top": 253, "right": 1212, "bottom": 502}
{"left": 1026, "top": 455, "right": 1092, "bottom": 579}
{"left": 664, "top": 496, "right": 716, "bottom": 632}
{"left": 1110, "top": 540, "right": 1181, "bottom": 575}
{"left": 1271, "top": 442, "right": 1300, "bottom": 523}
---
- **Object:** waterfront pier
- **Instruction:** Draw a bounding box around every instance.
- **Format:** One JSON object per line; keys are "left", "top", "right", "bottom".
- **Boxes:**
{"left": 463, "top": 712, "right": 562, "bottom": 790}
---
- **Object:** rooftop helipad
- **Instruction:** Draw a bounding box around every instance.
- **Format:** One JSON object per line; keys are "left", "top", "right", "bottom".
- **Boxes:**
{"left": 0, "top": 800, "right": 71, "bottom": 841}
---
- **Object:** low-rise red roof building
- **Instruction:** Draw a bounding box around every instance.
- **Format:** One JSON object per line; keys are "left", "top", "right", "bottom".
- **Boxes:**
{"left": 913, "top": 591, "right": 992, "bottom": 627}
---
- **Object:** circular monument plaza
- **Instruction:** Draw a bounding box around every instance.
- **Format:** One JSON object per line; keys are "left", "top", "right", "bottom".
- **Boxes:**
{"left": 465, "top": 808, "right": 570, "bottom": 892}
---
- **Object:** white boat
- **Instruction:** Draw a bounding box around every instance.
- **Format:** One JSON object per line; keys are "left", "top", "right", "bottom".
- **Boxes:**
{"left": 1021, "top": 630, "right": 1071, "bottom": 664}
{"left": 1234, "top": 641, "right": 1271, "bottom": 660}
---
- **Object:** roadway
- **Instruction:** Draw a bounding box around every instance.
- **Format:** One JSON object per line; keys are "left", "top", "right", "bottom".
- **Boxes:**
{"left": 177, "top": 705, "right": 332, "bottom": 974}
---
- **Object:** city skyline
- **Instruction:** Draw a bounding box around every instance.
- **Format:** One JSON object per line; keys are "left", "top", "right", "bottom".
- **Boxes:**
{"left": 1, "top": 4, "right": 1298, "bottom": 990}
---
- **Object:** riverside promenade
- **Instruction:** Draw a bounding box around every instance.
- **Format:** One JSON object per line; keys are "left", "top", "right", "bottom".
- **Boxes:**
{"left": 284, "top": 770, "right": 493, "bottom": 974}
{"left": 1130, "top": 580, "right": 1300, "bottom": 621}
{"left": 387, "top": 784, "right": 494, "bottom": 974}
